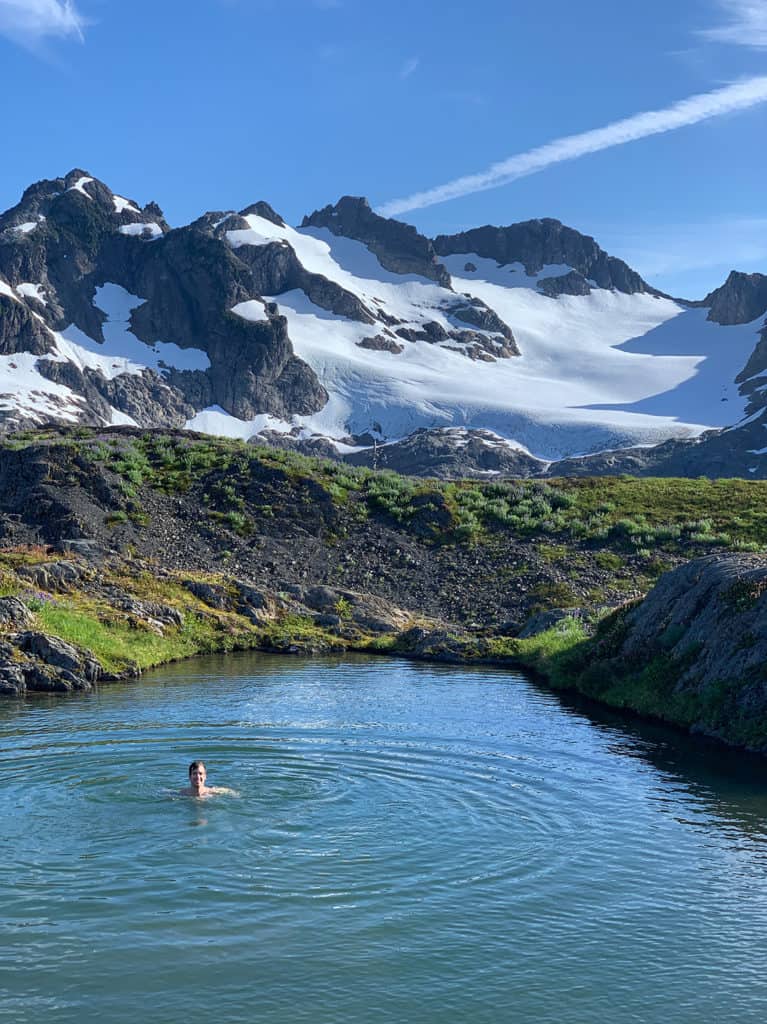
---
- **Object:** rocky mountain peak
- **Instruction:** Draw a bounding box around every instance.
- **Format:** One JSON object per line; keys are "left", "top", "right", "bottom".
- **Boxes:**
{"left": 239, "top": 201, "right": 285, "bottom": 226}
{"left": 1, "top": 169, "right": 169, "bottom": 242}
{"left": 434, "top": 217, "right": 658, "bottom": 297}
{"left": 302, "top": 195, "right": 452, "bottom": 288}
{"left": 705, "top": 271, "right": 767, "bottom": 326}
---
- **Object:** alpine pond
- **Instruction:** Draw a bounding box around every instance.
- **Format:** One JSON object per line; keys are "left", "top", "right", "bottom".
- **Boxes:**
{"left": 1, "top": 653, "right": 766, "bottom": 1023}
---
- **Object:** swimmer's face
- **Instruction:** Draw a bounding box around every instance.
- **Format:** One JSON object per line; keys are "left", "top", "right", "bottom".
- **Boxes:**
{"left": 189, "top": 764, "right": 206, "bottom": 791}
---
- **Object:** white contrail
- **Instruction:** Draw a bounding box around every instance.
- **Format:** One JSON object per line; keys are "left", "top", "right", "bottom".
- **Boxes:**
{"left": 378, "top": 76, "right": 767, "bottom": 217}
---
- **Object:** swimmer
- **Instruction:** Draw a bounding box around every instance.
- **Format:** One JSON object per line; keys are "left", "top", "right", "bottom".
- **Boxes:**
{"left": 180, "top": 760, "right": 236, "bottom": 798}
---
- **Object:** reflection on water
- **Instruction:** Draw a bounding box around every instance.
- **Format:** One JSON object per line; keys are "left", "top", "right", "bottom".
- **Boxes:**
{"left": 0, "top": 652, "right": 766, "bottom": 1024}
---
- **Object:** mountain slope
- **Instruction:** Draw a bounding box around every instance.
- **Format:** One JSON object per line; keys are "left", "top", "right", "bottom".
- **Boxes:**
{"left": 0, "top": 172, "right": 766, "bottom": 470}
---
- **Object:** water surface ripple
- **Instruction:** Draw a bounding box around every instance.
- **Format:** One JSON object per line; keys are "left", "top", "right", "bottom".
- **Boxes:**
{"left": 1, "top": 653, "right": 767, "bottom": 1023}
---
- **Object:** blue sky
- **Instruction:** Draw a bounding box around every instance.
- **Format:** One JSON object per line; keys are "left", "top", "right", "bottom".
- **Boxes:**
{"left": 1, "top": 0, "right": 765, "bottom": 298}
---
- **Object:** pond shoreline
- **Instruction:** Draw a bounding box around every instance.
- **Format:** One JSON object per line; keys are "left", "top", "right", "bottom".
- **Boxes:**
{"left": 5, "top": 591, "right": 765, "bottom": 763}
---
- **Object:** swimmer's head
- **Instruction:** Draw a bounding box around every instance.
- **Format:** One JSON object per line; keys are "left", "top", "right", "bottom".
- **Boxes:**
{"left": 188, "top": 761, "right": 207, "bottom": 792}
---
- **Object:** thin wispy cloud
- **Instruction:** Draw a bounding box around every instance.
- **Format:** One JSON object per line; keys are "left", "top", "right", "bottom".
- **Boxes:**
{"left": 702, "top": 0, "right": 767, "bottom": 48}
{"left": 378, "top": 76, "right": 767, "bottom": 216}
{"left": 0, "top": 0, "right": 84, "bottom": 48}
{"left": 399, "top": 57, "right": 419, "bottom": 80}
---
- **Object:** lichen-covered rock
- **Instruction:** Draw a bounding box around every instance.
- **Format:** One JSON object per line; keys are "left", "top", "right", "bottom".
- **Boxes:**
{"left": 13, "top": 631, "right": 101, "bottom": 683}
{"left": 576, "top": 554, "right": 767, "bottom": 751}
{"left": 17, "top": 560, "right": 84, "bottom": 592}
{"left": 396, "top": 627, "right": 483, "bottom": 661}
{"left": 232, "top": 581, "right": 282, "bottom": 623}
{"left": 301, "top": 585, "right": 410, "bottom": 633}
{"left": 0, "top": 596, "right": 33, "bottom": 629}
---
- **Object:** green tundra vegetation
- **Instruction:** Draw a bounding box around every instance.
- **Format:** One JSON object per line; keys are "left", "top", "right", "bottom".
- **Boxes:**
{"left": 42, "top": 429, "right": 767, "bottom": 551}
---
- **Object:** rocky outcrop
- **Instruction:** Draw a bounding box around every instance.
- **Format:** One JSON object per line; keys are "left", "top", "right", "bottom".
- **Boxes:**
{"left": 705, "top": 272, "right": 767, "bottom": 326}
{"left": 568, "top": 555, "right": 767, "bottom": 751}
{"left": 0, "top": 295, "right": 54, "bottom": 356}
{"left": 300, "top": 584, "right": 410, "bottom": 633}
{"left": 182, "top": 575, "right": 409, "bottom": 634}
{"left": 356, "top": 334, "right": 405, "bottom": 354}
{"left": 0, "top": 627, "right": 103, "bottom": 695}
{"left": 536, "top": 269, "right": 592, "bottom": 298}
{"left": 0, "top": 597, "right": 34, "bottom": 629}
{"left": 17, "top": 560, "right": 86, "bottom": 591}
{"left": 302, "top": 196, "right": 452, "bottom": 287}
{"left": 450, "top": 297, "right": 519, "bottom": 353}
{"left": 434, "top": 218, "right": 659, "bottom": 295}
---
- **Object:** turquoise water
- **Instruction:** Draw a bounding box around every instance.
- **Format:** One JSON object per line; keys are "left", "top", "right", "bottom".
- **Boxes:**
{"left": 1, "top": 652, "right": 767, "bottom": 1023}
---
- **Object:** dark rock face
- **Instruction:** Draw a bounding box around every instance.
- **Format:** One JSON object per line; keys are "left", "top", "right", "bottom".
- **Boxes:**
{"left": 302, "top": 196, "right": 452, "bottom": 287}
{"left": 537, "top": 270, "right": 592, "bottom": 298}
{"left": 229, "top": 235, "right": 374, "bottom": 324}
{"left": 0, "top": 628, "right": 103, "bottom": 694}
{"left": 0, "top": 170, "right": 329, "bottom": 426}
{"left": 0, "top": 296, "right": 54, "bottom": 356}
{"left": 450, "top": 298, "right": 516, "bottom": 341}
{"left": 546, "top": 411, "right": 767, "bottom": 481}
{"left": 249, "top": 430, "right": 350, "bottom": 460}
{"left": 36, "top": 359, "right": 195, "bottom": 428}
{"left": 0, "top": 660, "right": 25, "bottom": 696}
{"left": 583, "top": 555, "right": 767, "bottom": 751}
{"left": 239, "top": 201, "right": 285, "bottom": 226}
{"left": 356, "top": 334, "right": 405, "bottom": 354}
{"left": 109, "top": 595, "right": 184, "bottom": 630}
{"left": 434, "top": 218, "right": 658, "bottom": 295}
{"left": 705, "top": 272, "right": 767, "bottom": 326}
{"left": 15, "top": 630, "right": 100, "bottom": 680}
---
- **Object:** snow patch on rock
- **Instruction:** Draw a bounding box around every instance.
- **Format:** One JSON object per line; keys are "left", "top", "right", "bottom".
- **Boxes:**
{"left": 112, "top": 195, "right": 140, "bottom": 215}
{"left": 118, "top": 223, "right": 163, "bottom": 239}
{"left": 0, "top": 353, "right": 84, "bottom": 425}
{"left": 11, "top": 219, "right": 42, "bottom": 235}
{"left": 50, "top": 284, "right": 211, "bottom": 380}
{"left": 16, "top": 283, "right": 46, "bottom": 305}
{"left": 68, "top": 176, "right": 94, "bottom": 198}
{"left": 231, "top": 300, "right": 270, "bottom": 323}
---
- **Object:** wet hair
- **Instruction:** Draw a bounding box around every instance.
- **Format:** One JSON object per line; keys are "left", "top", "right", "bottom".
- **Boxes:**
{"left": 188, "top": 760, "right": 206, "bottom": 777}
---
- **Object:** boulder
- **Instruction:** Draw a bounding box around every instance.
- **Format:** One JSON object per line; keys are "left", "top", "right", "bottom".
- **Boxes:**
{"left": 111, "top": 595, "right": 184, "bottom": 628}
{"left": 17, "top": 560, "right": 83, "bottom": 592}
{"left": 12, "top": 631, "right": 101, "bottom": 683}
{"left": 302, "top": 585, "right": 410, "bottom": 633}
{"left": 0, "top": 663, "right": 25, "bottom": 695}
{"left": 0, "top": 597, "right": 33, "bottom": 630}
